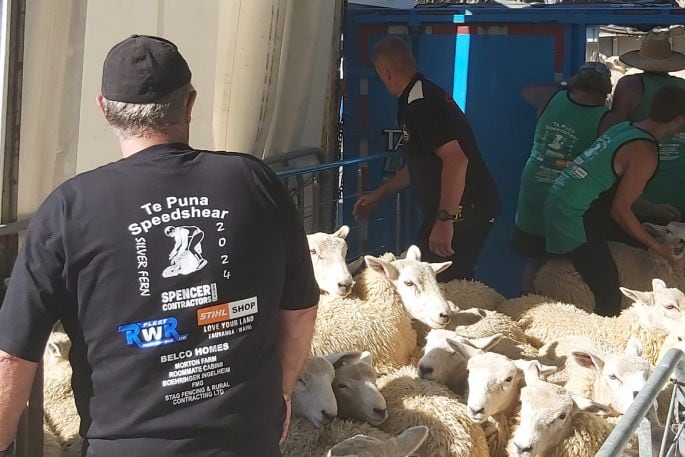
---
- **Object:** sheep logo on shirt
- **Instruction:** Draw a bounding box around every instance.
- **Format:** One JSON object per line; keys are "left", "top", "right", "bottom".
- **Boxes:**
{"left": 162, "top": 226, "right": 208, "bottom": 278}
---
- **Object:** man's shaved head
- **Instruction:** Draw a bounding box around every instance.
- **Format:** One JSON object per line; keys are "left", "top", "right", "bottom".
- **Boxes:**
{"left": 373, "top": 37, "right": 417, "bottom": 73}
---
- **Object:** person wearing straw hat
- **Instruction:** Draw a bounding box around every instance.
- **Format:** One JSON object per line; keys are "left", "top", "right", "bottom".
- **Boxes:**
{"left": 512, "top": 62, "right": 619, "bottom": 292}
{"left": 613, "top": 30, "right": 685, "bottom": 224}
{"left": 544, "top": 85, "right": 685, "bottom": 317}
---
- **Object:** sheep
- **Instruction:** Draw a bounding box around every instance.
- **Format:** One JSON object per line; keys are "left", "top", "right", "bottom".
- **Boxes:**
{"left": 417, "top": 330, "right": 503, "bottom": 394}
{"left": 505, "top": 280, "right": 683, "bottom": 363}
{"left": 507, "top": 375, "right": 624, "bottom": 457}
{"left": 283, "top": 418, "right": 395, "bottom": 457}
{"left": 324, "top": 351, "right": 388, "bottom": 426}
{"left": 326, "top": 426, "right": 429, "bottom": 457}
{"left": 43, "top": 331, "right": 80, "bottom": 448}
{"left": 563, "top": 338, "right": 654, "bottom": 416}
{"left": 377, "top": 365, "right": 490, "bottom": 457}
{"left": 307, "top": 225, "right": 354, "bottom": 297}
{"left": 464, "top": 354, "right": 557, "bottom": 457}
{"left": 292, "top": 356, "right": 338, "bottom": 428}
{"left": 311, "top": 246, "right": 457, "bottom": 372}
{"left": 440, "top": 279, "right": 505, "bottom": 312}
{"left": 533, "top": 236, "right": 685, "bottom": 312}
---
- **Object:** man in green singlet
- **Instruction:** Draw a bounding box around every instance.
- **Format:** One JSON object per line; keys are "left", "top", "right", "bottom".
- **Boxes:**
{"left": 512, "top": 62, "right": 618, "bottom": 292}
{"left": 613, "top": 30, "right": 685, "bottom": 224}
{"left": 544, "top": 85, "right": 685, "bottom": 317}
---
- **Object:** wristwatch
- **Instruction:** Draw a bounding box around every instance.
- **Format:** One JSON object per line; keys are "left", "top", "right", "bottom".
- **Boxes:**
{"left": 0, "top": 442, "right": 14, "bottom": 457}
{"left": 437, "top": 209, "right": 458, "bottom": 222}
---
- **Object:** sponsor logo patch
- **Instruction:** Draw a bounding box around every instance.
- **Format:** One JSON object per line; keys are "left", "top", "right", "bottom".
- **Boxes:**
{"left": 118, "top": 317, "right": 188, "bottom": 349}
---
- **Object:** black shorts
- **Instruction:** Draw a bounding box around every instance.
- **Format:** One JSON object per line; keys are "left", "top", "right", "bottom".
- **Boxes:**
{"left": 510, "top": 226, "right": 547, "bottom": 259}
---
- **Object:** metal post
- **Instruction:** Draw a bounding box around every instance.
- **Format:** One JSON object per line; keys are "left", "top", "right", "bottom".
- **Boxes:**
{"left": 597, "top": 349, "right": 685, "bottom": 457}
{"left": 312, "top": 175, "right": 320, "bottom": 233}
{"left": 356, "top": 166, "right": 365, "bottom": 256}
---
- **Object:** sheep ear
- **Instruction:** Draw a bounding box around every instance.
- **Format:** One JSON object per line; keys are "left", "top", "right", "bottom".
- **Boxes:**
{"left": 325, "top": 351, "right": 363, "bottom": 369}
{"left": 364, "top": 256, "right": 399, "bottom": 281}
{"left": 521, "top": 360, "right": 552, "bottom": 385}
{"left": 652, "top": 278, "right": 667, "bottom": 291}
{"left": 334, "top": 225, "right": 350, "bottom": 240}
{"left": 625, "top": 337, "right": 644, "bottom": 357}
{"left": 406, "top": 245, "right": 422, "bottom": 261}
{"left": 469, "top": 333, "right": 504, "bottom": 352}
{"left": 430, "top": 261, "right": 452, "bottom": 275}
{"left": 572, "top": 396, "right": 614, "bottom": 416}
{"left": 643, "top": 223, "right": 666, "bottom": 239}
{"left": 451, "top": 308, "right": 486, "bottom": 327}
{"left": 347, "top": 257, "right": 365, "bottom": 275}
{"left": 571, "top": 351, "right": 605, "bottom": 373}
{"left": 46, "top": 341, "right": 61, "bottom": 358}
{"left": 620, "top": 287, "right": 654, "bottom": 306}
{"left": 446, "top": 338, "right": 480, "bottom": 359}
{"left": 514, "top": 360, "right": 558, "bottom": 377}
{"left": 359, "top": 351, "right": 374, "bottom": 366}
{"left": 393, "top": 426, "right": 429, "bottom": 457}
{"left": 327, "top": 435, "right": 378, "bottom": 456}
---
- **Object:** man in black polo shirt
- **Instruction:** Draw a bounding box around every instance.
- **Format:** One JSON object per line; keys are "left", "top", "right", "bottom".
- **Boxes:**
{"left": 0, "top": 35, "right": 318, "bottom": 457}
{"left": 354, "top": 37, "right": 500, "bottom": 282}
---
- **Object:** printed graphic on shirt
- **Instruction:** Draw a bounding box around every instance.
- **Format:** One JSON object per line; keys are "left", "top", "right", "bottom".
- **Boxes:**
{"left": 162, "top": 225, "right": 208, "bottom": 278}
{"left": 548, "top": 133, "right": 564, "bottom": 151}
{"left": 128, "top": 196, "right": 231, "bottom": 297}
{"left": 196, "top": 297, "right": 259, "bottom": 340}
{"left": 118, "top": 317, "right": 188, "bottom": 349}
{"left": 161, "top": 283, "right": 219, "bottom": 312}
{"left": 160, "top": 342, "right": 232, "bottom": 406}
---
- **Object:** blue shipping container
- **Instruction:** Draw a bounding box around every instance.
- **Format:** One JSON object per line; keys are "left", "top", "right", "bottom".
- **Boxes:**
{"left": 343, "top": 4, "right": 685, "bottom": 297}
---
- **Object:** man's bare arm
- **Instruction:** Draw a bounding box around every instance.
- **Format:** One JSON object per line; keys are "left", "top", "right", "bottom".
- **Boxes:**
{"left": 522, "top": 83, "right": 561, "bottom": 116}
{"left": 0, "top": 350, "right": 38, "bottom": 450}
{"left": 435, "top": 140, "right": 468, "bottom": 218}
{"left": 611, "top": 75, "right": 643, "bottom": 122}
{"left": 611, "top": 143, "right": 662, "bottom": 252}
{"left": 280, "top": 306, "right": 318, "bottom": 399}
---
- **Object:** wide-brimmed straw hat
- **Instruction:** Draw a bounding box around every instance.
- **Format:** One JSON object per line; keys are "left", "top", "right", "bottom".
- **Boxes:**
{"left": 620, "top": 31, "right": 685, "bottom": 73}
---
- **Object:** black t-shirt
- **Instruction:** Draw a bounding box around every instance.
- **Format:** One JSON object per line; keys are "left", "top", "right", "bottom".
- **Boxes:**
{"left": 0, "top": 143, "right": 319, "bottom": 456}
{"left": 398, "top": 73, "right": 501, "bottom": 221}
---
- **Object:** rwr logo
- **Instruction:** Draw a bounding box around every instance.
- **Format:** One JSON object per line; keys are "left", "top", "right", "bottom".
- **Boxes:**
{"left": 118, "top": 317, "right": 188, "bottom": 349}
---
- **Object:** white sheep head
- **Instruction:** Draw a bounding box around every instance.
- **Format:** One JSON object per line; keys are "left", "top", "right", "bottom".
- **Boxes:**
{"left": 326, "top": 426, "right": 429, "bottom": 457}
{"left": 417, "top": 330, "right": 502, "bottom": 394}
{"left": 307, "top": 226, "right": 354, "bottom": 297}
{"left": 364, "top": 245, "right": 452, "bottom": 329}
{"left": 509, "top": 381, "right": 613, "bottom": 457}
{"left": 292, "top": 356, "right": 337, "bottom": 428}
{"left": 620, "top": 278, "right": 685, "bottom": 331}
{"left": 324, "top": 351, "right": 387, "bottom": 426}
{"left": 465, "top": 354, "right": 556, "bottom": 424}
{"left": 570, "top": 338, "right": 652, "bottom": 415}
{"left": 644, "top": 222, "right": 685, "bottom": 257}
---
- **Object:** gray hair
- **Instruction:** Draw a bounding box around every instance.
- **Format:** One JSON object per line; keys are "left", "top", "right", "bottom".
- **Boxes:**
{"left": 101, "top": 83, "right": 194, "bottom": 138}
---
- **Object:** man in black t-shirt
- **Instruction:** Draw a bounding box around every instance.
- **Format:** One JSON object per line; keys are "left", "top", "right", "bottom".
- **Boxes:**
{"left": 0, "top": 35, "right": 319, "bottom": 457}
{"left": 354, "top": 38, "right": 500, "bottom": 282}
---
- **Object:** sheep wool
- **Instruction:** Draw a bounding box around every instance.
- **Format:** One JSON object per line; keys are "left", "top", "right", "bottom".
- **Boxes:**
{"left": 43, "top": 332, "right": 80, "bottom": 447}
{"left": 548, "top": 413, "right": 621, "bottom": 457}
{"left": 282, "top": 417, "right": 391, "bottom": 457}
{"left": 440, "top": 279, "right": 504, "bottom": 312}
{"left": 310, "top": 255, "right": 417, "bottom": 372}
{"left": 453, "top": 310, "right": 539, "bottom": 360}
{"left": 378, "top": 365, "right": 489, "bottom": 457}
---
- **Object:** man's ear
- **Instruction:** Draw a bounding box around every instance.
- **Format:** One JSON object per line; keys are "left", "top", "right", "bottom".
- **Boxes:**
{"left": 96, "top": 94, "right": 107, "bottom": 119}
{"left": 185, "top": 90, "right": 197, "bottom": 124}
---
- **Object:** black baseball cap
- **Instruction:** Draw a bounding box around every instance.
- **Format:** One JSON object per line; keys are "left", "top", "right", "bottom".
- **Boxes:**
{"left": 101, "top": 34, "right": 192, "bottom": 103}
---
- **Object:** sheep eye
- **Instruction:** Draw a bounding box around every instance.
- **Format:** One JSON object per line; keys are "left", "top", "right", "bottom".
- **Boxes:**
{"left": 336, "top": 384, "right": 348, "bottom": 389}
{"left": 309, "top": 249, "right": 317, "bottom": 255}
{"left": 558, "top": 413, "right": 567, "bottom": 420}
{"left": 505, "top": 376, "right": 513, "bottom": 383}
{"left": 678, "top": 336, "right": 684, "bottom": 343}
{"left": 404, "top": 280, "right": 415, "bottom": 287}
{"left": 297, "top": 378, "right": 306, "bottom": 386}
{"left": 608, "top": 374, "right": 618, "bottom": 381}
{"left": 665, "top": 304, "right": 677, "bottom": 310}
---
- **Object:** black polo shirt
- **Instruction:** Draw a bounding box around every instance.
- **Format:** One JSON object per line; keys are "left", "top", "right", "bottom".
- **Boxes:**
{"left": 0, "top": 143, "right": 319, "bottom": 457}
{"left": 398, "top": 73, "right": 501, "bottom": 221}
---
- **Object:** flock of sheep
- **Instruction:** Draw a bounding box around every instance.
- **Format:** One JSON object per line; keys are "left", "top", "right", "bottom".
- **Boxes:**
{"left": 41, "top": 221, "right": 685, "bottom": 457}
